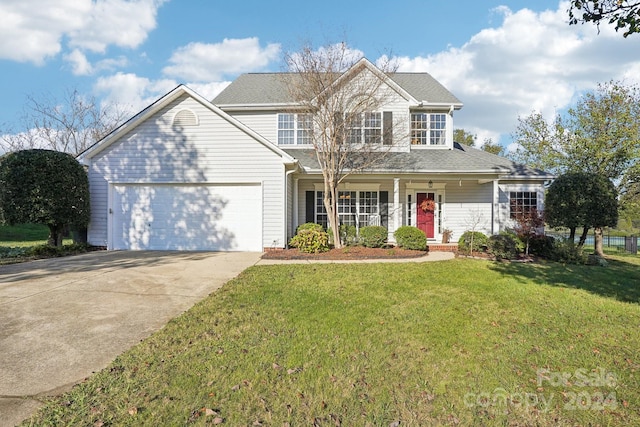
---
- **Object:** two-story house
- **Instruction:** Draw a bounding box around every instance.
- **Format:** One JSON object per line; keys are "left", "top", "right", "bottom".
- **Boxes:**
{"left": 78, "top": 59, "right": 552, "bottom": 251}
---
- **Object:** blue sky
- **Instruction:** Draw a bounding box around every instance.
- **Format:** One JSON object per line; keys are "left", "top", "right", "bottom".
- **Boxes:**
{"left": 1, "top": 0, "right": 639, "bottom": 148}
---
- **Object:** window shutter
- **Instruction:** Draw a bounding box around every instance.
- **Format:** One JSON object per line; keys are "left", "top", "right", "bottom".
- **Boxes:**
{"left": 380, "top": 191, "right": 389, "bottom": 229}
{"left": 383, "top": 111, "right": 393, "bottom": 145}
{"left": 305, "top": 191, "right": 315, "bottom": 223}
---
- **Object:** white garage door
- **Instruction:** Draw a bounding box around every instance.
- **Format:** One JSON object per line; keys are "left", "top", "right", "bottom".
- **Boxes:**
{"left": 111, "top": 184, "right": 262, "bottom": 251}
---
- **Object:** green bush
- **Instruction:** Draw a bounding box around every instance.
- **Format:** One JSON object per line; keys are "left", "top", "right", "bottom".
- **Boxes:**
{"left": 501, "top": 229, "right": 525, "bottom": 253}
{"left": 394, "top": 226, "right": 427, "bottom": 250}
{"left": 296, "top": 222, "right": 324, "bottom": 234}
{"left": 327, "top": 224, "right": 358, "bottom": 246}
{"left": 28, "top": 243, "right": 91, "bottom": 257}
{"left": 0, "top": 246, "right": 30, "bottom": 259}
{"left": 458, "top": 231, "right": 488, "bottom": 254}
{"left": 359, "top": 226, "right": 388, "bottom": 248}
{"left": 289, "top": 229, "right": 329, "bottom": 253}
{"left": 488, "top": 234, "right": 519, "bottom": 260}
{"left": 549, "top": 238, "right": 587, "bottom": 264}
{"left": 528, "top": 235, "right": 555, "bottom": 258}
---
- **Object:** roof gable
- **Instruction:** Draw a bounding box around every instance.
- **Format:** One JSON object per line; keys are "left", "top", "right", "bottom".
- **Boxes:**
{"left": 77, "top": 85, "right": 295, "bottom": 163}
{"left": 213, "top": 60, "right": 462, "bottom": 108}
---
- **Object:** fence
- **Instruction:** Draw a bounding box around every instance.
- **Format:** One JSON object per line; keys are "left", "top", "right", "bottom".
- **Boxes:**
{"left": 546, "top": 233, "right": 639, "bottom": 254}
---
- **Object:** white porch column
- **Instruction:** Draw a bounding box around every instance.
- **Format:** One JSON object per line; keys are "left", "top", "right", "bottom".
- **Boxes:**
{"left": 492, "top": 179, "right": 499, "bottom": 234}
{"left": 393, "top": 177, "right": 401, "bottom": 234}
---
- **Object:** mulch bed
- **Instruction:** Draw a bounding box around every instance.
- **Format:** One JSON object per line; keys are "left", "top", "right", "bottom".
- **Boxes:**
{"left": 261, "top": 246, "right": 429, "bottom": 260}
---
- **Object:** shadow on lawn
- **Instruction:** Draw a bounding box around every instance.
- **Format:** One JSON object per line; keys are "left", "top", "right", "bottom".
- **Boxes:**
{"left": 488, "top": 258, "right": 640, "bottom": 305}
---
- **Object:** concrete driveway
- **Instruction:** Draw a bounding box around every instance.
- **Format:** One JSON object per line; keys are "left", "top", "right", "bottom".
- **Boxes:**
{"left": 0, "top": 250, "right": 261, "bottom": 427}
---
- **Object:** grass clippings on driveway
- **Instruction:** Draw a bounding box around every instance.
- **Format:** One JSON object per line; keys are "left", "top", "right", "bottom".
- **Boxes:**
{"left": 24, "top": 257, "right": 640, "bottom": 426}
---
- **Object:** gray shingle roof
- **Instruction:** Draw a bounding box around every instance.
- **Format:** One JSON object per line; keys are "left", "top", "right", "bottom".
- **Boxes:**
{"left": 213, "top": 73, "right": 462, "bottom": 106}
{"left": 283, "top": 143, "right": 551, "bottom": 177}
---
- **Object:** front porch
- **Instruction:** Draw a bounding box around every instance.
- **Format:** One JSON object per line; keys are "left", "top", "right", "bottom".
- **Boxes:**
{"left": 290, "top": 175, "right": 502, "bottom": 245}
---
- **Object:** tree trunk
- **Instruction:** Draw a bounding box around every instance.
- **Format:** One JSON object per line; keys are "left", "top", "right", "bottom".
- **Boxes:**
{"left": 48, "top": 224, "right": 64, "bottom": 247}
{"left": 578, "top": 227, "right": 590, "bottom": 249}
{"left": 594, "top": 227, "right": 605, "bottom": 257}
{"left": 569, "top": 227, "right": 576, "bottom": 242}
{"left": 324, "top": 182, "right": 342, "bottom": 249}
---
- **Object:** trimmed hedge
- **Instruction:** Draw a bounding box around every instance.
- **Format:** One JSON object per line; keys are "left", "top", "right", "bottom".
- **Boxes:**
{"left": 394, "top": 226, "right": 427, "bottom": 250}
{"left": 359, "top": 226, "right": 388, "bottom": 248}
{"left": 458, "top": 231, "right": 488, "bottom": 254}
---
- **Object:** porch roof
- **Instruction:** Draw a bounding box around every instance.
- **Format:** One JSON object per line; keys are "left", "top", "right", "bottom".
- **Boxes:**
{"left": 283, "top": 143, "right": 552, "bottom": 178}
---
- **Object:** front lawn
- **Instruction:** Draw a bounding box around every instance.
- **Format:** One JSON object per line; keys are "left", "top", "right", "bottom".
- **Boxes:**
{"left": 24, "top": 257, "right": 640, "bottom": 426}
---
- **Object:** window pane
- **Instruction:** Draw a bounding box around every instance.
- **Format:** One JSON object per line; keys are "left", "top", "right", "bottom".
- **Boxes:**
{"left": 411, "top": 113, "right": 428, "bottom": 145}
{"left": 430, "top": 114, "right": 446, "bottom": 145}
{"left": 297, "top": 114, "right": 313, "bottom": 145}
{"left": 509, "top": 191, "right": 537, "bottom": 219}
{"left": 278, "top": 114, "right": 295, "bottom": 145}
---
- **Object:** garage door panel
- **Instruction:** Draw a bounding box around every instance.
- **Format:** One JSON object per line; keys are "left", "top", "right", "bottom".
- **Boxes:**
{"left": 112, "top": 184, "right": 262, "bottom": 251}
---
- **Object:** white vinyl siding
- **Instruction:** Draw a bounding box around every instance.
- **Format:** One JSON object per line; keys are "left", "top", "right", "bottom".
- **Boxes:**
{"left": 86, "top": 94, "right": 285, "bottom": 250}
{"left": 223, "top": 111, "right": 278, "bottom": 143}
{"left": 442, "top": 182, "right": 493, "bottom": 241}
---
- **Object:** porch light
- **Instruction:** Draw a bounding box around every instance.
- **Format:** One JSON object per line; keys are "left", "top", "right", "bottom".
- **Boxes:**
{"left": 428, "top": 180, "right": 433, "bottom": 189}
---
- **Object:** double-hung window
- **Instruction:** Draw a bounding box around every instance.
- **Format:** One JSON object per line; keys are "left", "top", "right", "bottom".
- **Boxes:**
{"left": 509, "top": 191, "right": 538, "bottom": 219}
{"left": 411, "top": 113, "right": 447, "bottom": 145}
{"left": 277, "top": 113, "right": 312, "bottom": 145}
{"left": 345, "top": 112, "right": 382, "bottom": 144}
{"left": 315, "top": 191, "right": 379, "bottom": 229}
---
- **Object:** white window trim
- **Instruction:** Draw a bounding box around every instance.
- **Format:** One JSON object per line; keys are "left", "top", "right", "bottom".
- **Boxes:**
{"left": 277, "top": 113, "right": 313, "bottom": 146}
{"left": 314, "top": 184, "right": 382, "bottom": 229}
{"left": 410, "top": 112, "right": 453, "bottom": 149}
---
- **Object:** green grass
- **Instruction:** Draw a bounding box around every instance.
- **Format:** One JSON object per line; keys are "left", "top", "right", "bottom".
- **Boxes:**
{"left": 0, "top": 224, "right": 77, "bottom": 263}
{"left": 0, "top": 223, "right": 51, "bottom": 246}
{"left": 24, "top": 257, "right": 640, "bottom": 426}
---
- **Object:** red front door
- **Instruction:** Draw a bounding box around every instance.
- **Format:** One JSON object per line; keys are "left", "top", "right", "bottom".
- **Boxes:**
{"left": 416, "top": 192, "right": 435, "bottom": 238}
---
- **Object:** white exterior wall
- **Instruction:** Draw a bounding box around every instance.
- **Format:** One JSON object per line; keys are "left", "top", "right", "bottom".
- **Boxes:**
{"left": 226, "top": 111, "right": 278, "bottom": 143}
{"left": 498, "top": 181, "right": 547, "bottom": 231}
{"left": 441, "top": 181, "right": 493, "bottom": 241}
{"left": 86, "top": 94, "right": 286, "bottom": 249}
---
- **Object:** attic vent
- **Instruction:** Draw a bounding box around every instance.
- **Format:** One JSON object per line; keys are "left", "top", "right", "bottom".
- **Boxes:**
{"left": 173, "top": 109, "right": 199, "bottom": 127}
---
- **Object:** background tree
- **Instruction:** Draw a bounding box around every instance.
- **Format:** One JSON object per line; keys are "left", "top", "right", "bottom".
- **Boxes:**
{"left": 453, "top": 128, "right": 476, "bottom": 145}
{"left": 454, "top": 129, "right": 504, "bottom": 156}
{"left": 0, "top": 88, "right": 128, "bottom": 155}
{"left": 569, "top": 0, "right": 640, "bottom": 37}
{"left": 511, "top": 81, "right": 640, "bottom": 252}
{"left": 0, "top": 149, "right": 90, "bottom": 247}
{"left": 284, "top": 42, "right": 398, "bottom": 248}
{"left": 479, "top": 138, "right": 504, "bottom": 156}
{"left": 545, "top": 173, "right": 618, "bottom": 256}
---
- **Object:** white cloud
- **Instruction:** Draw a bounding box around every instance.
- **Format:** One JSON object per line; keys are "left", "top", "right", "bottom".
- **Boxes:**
{"left": 162, "top": 38, "right": 281, "bottom": 82}
{"left": 64, "top": 49, "right": 94, "bottom": 76}
{"left": 188, "top": 82, "right": 232, "bottom": 100}
{"left": 386, "top": 2, "right": 640, "bottom": 145}
{"left": 0, "top": 0, "right": 165, "bottom": 64}
{"left": 69, "top": 0, "right": 167, "bottom": 53}
{"left": 94, "top": 72, "right": 177, "bottom": 114}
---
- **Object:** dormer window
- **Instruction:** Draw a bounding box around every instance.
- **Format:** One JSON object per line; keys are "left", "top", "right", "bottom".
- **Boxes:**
{"left": 411, "top": 113, "right": 447, "bottom": 145}
{"left": 278, "top": 113, "right": 313, "bottom": 145}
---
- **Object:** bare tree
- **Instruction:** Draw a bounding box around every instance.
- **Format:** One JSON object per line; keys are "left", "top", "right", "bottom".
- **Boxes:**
{"left": 284, "top": 42, "right": 400, "bottom": 248}
{"left": 463, "top": 208, "right": 489, "bottom": 255}
{"left": 0, "top": 88, "right": 129, "bottom": 155}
